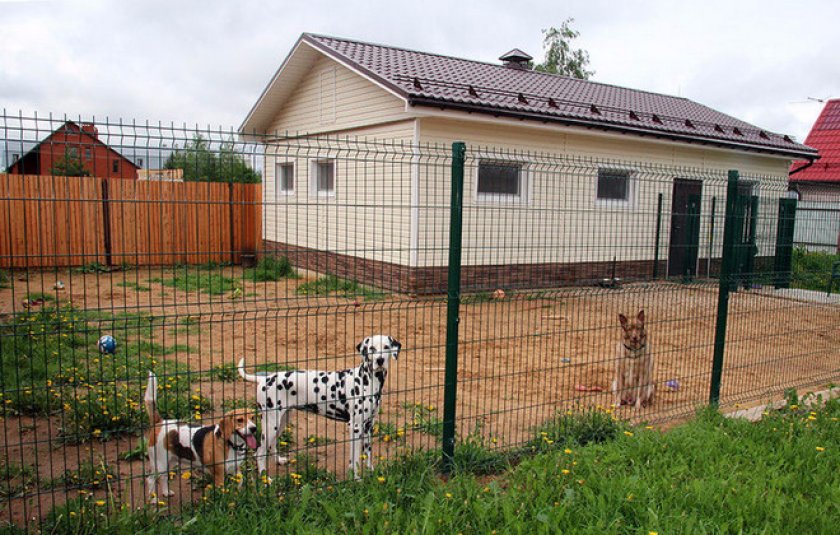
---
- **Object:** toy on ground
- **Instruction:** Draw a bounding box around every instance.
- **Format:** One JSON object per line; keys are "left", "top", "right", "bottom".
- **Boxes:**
{"left": 98, "top": 335, "right": 117, "bottom": 355}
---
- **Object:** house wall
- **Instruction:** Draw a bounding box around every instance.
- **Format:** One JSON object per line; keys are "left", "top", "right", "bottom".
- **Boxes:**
{"left": 415, "top": 117, "right": 791, "bottom": 279}
{"left": 261, "top": 55, "right": 416, "bottom": 272}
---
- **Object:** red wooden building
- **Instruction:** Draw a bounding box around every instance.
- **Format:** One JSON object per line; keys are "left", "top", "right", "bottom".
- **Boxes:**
{"left": 5, "top": 121, "right": 139, "bottom": 179}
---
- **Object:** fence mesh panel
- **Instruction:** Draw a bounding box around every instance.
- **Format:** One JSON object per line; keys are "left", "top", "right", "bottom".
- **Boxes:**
{"left": 0, "top": 112, "right": 837, "bottom": 528}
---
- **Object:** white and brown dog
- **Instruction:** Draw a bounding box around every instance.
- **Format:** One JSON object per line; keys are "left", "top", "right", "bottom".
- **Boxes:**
{"left": 238, "top": 334, "right": 401, "bottom": 479}
{"left": 144, "top": 371, "right": 258, "bottom": 500}
{"left": 612, "top": 310, "right": 655, "bottom": 409}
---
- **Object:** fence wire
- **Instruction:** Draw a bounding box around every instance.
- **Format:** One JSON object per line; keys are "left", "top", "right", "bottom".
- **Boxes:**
{"left": 0, "top": 112, "right": 837, "bottom": 528}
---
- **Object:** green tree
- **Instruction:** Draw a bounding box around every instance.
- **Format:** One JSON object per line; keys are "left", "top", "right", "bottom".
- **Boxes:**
{"left": 534, "top": 18, "right": 594, "bottom": 79}
{"left": 164, "top": 135, "right": 260, "bottom": 183}
{"left": 50, "top": 148, "right": 90, "bottom": 177}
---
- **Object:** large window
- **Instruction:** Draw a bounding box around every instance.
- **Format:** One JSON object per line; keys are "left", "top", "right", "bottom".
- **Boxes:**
{"left": 477, "top": 160, "right": 525, "bottom": 201}
{"left": 311, "top": 159, "right": 335, "bottom": 197}
{"left": 277, "top": 162, "right": 294, "bottom": 195}
{"left": 596, "top": 169, "right": 631, "bottom": 202}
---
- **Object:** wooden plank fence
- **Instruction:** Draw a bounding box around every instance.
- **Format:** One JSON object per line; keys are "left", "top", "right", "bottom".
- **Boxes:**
{"left": 0, "top": 174, "right": 262, "bottom": 268}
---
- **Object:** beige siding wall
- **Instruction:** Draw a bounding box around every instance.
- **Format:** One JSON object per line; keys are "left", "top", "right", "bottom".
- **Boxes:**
{"left": 262, "top": 121, "right": 416, "bottom": 266}
{"left": 266, "top": 55, "right": 408, "bottom": 136}
{"left": 417, "top": 117, "right": 791, "bottom": 269}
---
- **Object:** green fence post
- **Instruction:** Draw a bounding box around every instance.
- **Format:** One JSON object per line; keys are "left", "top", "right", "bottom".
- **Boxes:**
{"left": 710, "top": 170, "right": 739, "bottom": 406}
{"left": 774, "top": 197, "right": 797, "bottom": 289}
{"left": 442, "top": 141, "right": 466, "bottom": 473}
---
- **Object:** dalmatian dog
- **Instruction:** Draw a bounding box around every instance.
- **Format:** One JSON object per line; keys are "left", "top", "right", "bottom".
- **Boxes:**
{"left": 237, "top": 334, "right": 401, "bottom": 479}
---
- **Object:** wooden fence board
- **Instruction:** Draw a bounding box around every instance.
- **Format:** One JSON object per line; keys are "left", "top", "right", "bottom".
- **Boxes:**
{"left": 0, "top": 174, "right": 262, "bottom": 268}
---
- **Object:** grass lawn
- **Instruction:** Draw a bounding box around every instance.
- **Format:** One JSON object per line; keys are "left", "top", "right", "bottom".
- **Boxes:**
{"left": 791, "top": 247, "right": 840, "bottom": 294}
{"left": 39, "top": 396, "right": 840, "bottom": 534}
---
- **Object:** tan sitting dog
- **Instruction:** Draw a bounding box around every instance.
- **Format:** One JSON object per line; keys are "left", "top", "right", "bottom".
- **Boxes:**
{"left": 144, "top": 372, "right": 257, "bottom": 501}
{"left": 612, "top": 310, "right": 654, "bottom": 409}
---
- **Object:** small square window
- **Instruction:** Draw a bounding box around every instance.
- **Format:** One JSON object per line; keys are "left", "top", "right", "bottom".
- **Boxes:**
{"left": 597, "top": 169, "right": 630, "bottom": 201}
{"left": 478, "top": 161, "right": 521, "bottom": 196}
{"left": 84, "top": 148, "right": 92, "bottom": 160}
{"left": 313, "top": 160, "right": 335, "bottom": 196}
{"left": 277, "top": 163, "right": 294, "bottom": 194}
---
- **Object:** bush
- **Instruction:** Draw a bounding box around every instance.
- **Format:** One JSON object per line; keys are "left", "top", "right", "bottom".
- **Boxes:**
{"left": 791, "top": 247, "right": 840, "bottom": 293}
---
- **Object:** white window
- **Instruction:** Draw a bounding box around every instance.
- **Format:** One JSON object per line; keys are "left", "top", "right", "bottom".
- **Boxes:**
{"left": 276, "top": 162, "right": 295, "bottom": 195}
{"left": 596, "top": 168, "right": 633, "bottom": 204}
{"left": 311, "top": 159, "right": 335, "bottom": 197}
{"left": 476, "top": 160, "right": 527, "bottom": 203}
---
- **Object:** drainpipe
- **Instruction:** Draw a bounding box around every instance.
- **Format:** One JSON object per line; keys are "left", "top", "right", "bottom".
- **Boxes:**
{"left": 789, "top": 157, "right": 818, "bottom": 176}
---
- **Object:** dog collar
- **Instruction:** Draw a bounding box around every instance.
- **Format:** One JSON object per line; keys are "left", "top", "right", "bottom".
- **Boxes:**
{"left": 623, "top": 343, "right": 647, "bottom": 355}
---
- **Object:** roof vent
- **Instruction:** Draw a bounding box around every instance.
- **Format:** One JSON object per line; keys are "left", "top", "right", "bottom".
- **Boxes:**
{"left": 517, "top": 93, "right": 529, "bottom": 104}
{"left": 499, "top": 48, "right": 533, "bottom": 70}
{"left": 468, "top": 85, "right": 479, "bottom": 98}
{"left": 548, "top": 98, "right": 558, "bottom": 108}
{"left": 783, "top": 134, "right": 793, "bottom": 143}
{"left": 651, "top": 114, "right": 662, "bottom": 124}
{"left": 629, "top": 111, "right": 640, "bottom": 121}
{"left": 413, "top": 77, "right": 423, "bottom": 90}
{"left": 733, "top": 127, "right": 743, "bottom": 136}
{"left": 590, "top": 104, "right": 601, "bottom": 115}
{"left": 714, "top": 124, "right": 724, "bottom": 133}
{"left": 684, "top": 119, "right": 695, "bottom": 129}
{"left": 759, "top": 131, "right": 769, "bottom": 139}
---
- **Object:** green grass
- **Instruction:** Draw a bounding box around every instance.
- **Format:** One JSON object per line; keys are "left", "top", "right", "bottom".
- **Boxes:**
{"left": 40, "top": 398, "right": 840, "bottom": 534}
{"left": 116, "top": 281, "right": 151, "bottom": 292}
{"left": 149, "top": 266, "right": 239, "bottom": 295}
{"left": 72, "top": 262, "right": 110, "bottom": 274}
{"left": 791, "top": 247, "right": 840, "bottom": 293}
{"left": 0, "top": 270, "right": 10, "bottom": 289}
{"left": 0, "top": 304, "right": 211, "bottom": 442}
{"left": 244, "top": 256, "right": 296, "bottom": 282}
{"left": 296, "top": 274, "right": 387, "bottom": 301}
{"left": 25, "top": 291, "right": 57, "bottom": 303}
{"left": 0, "top": 461, "right": 39, "bottom": 499}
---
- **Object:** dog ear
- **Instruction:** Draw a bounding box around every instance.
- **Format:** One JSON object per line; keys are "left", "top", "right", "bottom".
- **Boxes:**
{"left": 637, "top": 310, "right": 645, "bottom": 324}
{"left": 618, "top": 313, "right": 629, "bottom": 329}
{"left": 389, "top": 337, "right": 401, "bottom": 359}
{"left": 357, "top": 338, "right": 370, "bottom": 357}
{"left": 218, "top": 414, "right": 233, "bottom": 439}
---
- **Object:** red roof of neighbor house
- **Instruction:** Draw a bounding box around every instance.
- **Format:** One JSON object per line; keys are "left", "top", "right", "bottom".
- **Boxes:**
{"left": 790, "top": 99, "right": 840, "bottom": 182}
{"left": 250, "top": 33, "right": 814, "bottom": 159}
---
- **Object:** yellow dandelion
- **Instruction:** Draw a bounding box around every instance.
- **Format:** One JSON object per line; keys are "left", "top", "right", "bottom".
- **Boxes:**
{"left": 816, "top": 447, "right": 825, "bottom": 452}
{"left": 564, "top": 448, "right": 572, "bottom": 454}
{"left": 377, "top": 476, "right": 386, "bottom": 483}
{"left": 561, "top": 469, "right": 570, "bottom": 475}
{"left": 182, "top": 471, "right": 191, "bottom": 480}
{"left": 624, "top": 431, "right": 634, "bottom": 437}
{"left": 94, "top": 500, "right": 105, "bottom": 507}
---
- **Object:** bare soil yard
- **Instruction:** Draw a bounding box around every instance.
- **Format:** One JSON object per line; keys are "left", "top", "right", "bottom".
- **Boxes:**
{"left": 1, "top": 266, "right": 838, "bottom": 524}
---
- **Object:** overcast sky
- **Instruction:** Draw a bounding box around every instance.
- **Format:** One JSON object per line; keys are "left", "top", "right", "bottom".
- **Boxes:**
{"left": 1, "top": 0, "right": 836, "bottom": 142}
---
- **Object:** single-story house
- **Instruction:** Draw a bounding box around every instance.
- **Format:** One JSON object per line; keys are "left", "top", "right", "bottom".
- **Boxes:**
{"left": 6, "top": 121, "right": 139, "bottom": 179}
{"left": 239, "top": 33, "right": 818, "bottom": 293}
{"left": 789, "top": 99, "right": 840, "bottom": 252}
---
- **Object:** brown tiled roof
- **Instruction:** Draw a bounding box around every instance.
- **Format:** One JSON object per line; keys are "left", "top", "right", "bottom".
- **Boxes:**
{"left": 304, "top": 33, "right": 816, "bottom": 159}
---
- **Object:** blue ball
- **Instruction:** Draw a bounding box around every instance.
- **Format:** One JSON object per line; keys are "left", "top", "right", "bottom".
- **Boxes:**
{"left": 98, "top": 335, "right": 117, "bottom": 355}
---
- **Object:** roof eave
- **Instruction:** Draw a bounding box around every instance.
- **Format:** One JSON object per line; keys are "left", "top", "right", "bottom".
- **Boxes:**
{"left": 408, "top": 97, "right": 819, "bottom": 161}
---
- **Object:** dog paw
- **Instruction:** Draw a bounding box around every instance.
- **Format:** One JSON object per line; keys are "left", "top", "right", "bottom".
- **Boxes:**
{"left": 163, "top": 490, "right": 175, "bottom": 497}
{"left": 276, "top": 456, "right": 289, "bottom": 465}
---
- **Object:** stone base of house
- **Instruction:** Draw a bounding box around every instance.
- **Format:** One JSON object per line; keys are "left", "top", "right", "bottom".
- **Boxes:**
{"left": 264, "top": 240, "right": 778, "bottom": 294}
{"left": 264, "top": 240, "right": 696, "bottom": 294}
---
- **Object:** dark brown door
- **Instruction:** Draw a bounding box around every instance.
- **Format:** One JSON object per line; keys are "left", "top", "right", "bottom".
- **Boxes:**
{"left": 668, "top": 179, "right": 703, "bottom": 279}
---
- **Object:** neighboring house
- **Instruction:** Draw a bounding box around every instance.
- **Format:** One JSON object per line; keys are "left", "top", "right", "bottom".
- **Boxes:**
{"left": 240, "top": 33, "right": 818, "bottom": 292}
{"left": 789, "top": 99, "right": 840, "bottom": 252}
{"left": 5, "top": 121, "right": 139, "bottom": 179}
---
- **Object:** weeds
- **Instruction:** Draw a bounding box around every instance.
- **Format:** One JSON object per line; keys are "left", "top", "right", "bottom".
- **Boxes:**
{"left": 116, "top": 281, "right": 151, "bottom": 292}
{"left": 150, "top": 267, "right": 239, "bottom": 295}
{"left": 296, "top": 274, "right": 387, "bottom": 301}
{"left": 244, "top": 256, "right": 296, "bottom": 282}
{"left": 791, "top": 248, "right": 840, "bottom": 293}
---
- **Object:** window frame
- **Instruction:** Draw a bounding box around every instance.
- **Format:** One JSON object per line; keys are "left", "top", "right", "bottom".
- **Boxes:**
{"left": 595, "top": 167, "right": 635, "bottom": 206}
{"left": 310, "top": 159, "right": 336, "bottom": 198}
{"left": 276, "top": 161, "right": 295, "bottom": 196}
{"left": 474, "top": 158, "right": 530, "bottom": 204}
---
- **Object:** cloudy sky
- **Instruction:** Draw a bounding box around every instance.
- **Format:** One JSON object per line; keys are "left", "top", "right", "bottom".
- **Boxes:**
{"left": 1, "top": 0, "right": 836, "bottom": 142}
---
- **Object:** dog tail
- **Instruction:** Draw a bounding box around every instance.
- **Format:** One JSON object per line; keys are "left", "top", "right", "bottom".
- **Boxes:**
{"left": 144, "top": 371, "right": 162, "bottom": 426}
{"left": 237, "top": 358, "right": 259, "bottom": 383}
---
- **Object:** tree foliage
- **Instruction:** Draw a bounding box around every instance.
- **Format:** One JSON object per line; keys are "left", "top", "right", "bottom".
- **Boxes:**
{"left": 164, "top": 135, "right": 261, "bottom": 183}
{"left": 534, "top": 18, "right": 594, "bottom": 80}
{"left": 50, "top": 149, "right": 90, "bottom": 177}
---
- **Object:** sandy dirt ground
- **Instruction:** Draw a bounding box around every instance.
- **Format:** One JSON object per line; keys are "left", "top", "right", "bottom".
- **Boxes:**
{"left": 1, "top": 266, "right": 838, "bottom": 525}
